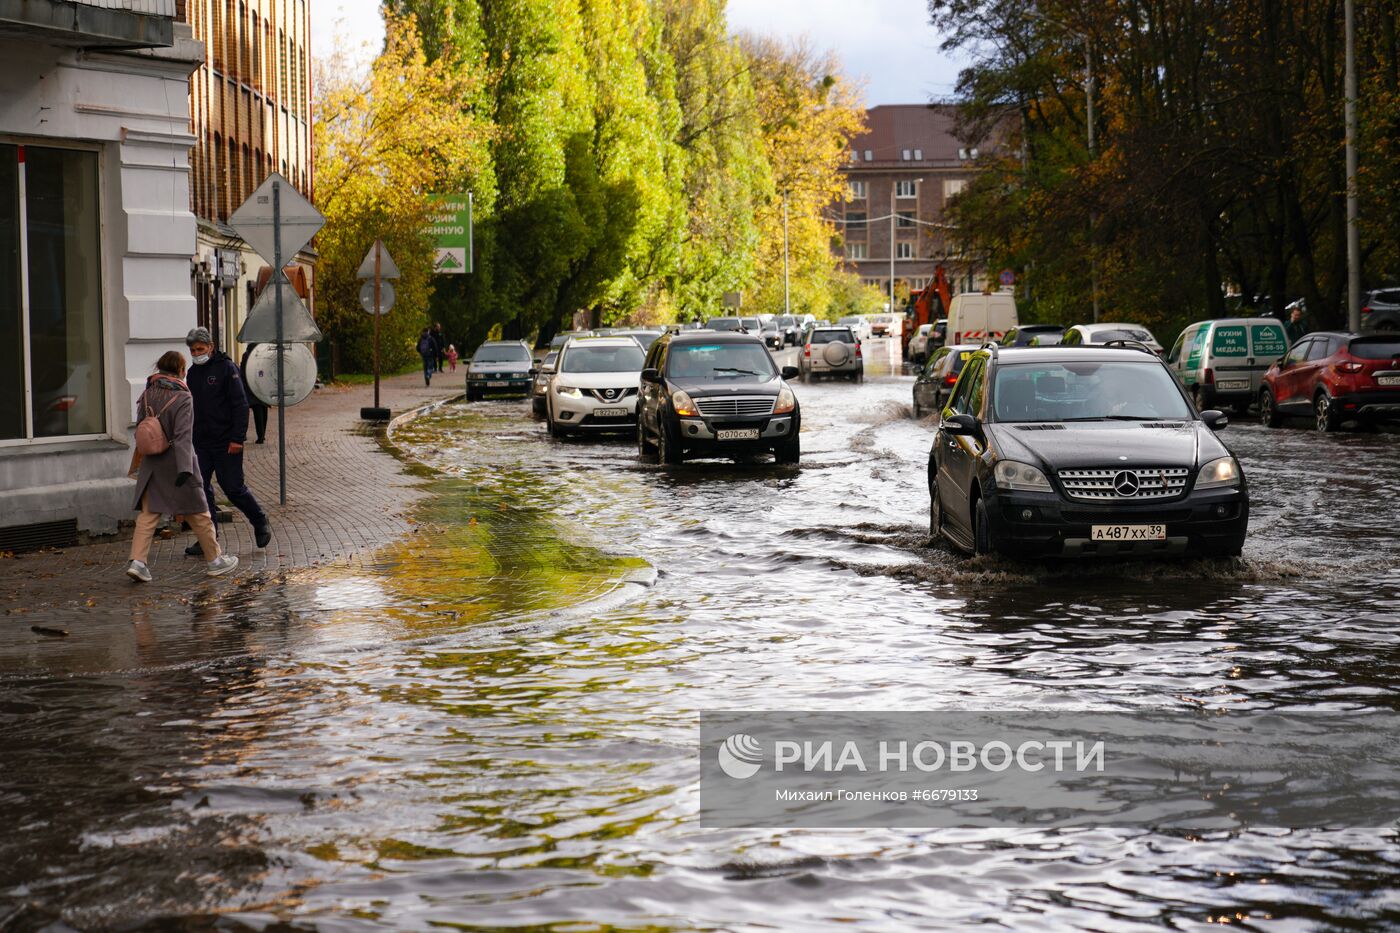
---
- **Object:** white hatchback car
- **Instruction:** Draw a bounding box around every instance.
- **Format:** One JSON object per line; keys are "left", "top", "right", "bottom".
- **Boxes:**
{"left": 545, "top": 336, "right": 647, "bottom": 437}
{"left": 1061, "top": 322, "right": 1165, "bottom": 355}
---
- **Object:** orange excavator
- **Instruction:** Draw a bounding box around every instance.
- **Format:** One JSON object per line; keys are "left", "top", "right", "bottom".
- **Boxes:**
{"left": 901, "top": 264, "right": 952, "bottom": 359}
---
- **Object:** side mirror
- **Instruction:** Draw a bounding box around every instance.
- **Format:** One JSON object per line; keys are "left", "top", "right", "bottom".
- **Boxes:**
{"left": 1201, "top": 409, "right": 1229, "bottom": 431}
{"left": 780, "top": 365, "right": 800, "bottom": 380}
{"left": 528, "top": 367, "right": 538, "bottom": 376}
{"left": 1277, "top": 356, "right": 1289, "bottom": 368}
{"left": 641, "top": 368, "right": 662, "bottom": 384}
{"left": 940, "top": 413, "right": 978, "bottom": 435}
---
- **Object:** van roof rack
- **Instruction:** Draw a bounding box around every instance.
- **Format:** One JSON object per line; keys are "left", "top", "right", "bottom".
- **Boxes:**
{"left": 1099, "top": 339, "right": 1158, "bottom": 355}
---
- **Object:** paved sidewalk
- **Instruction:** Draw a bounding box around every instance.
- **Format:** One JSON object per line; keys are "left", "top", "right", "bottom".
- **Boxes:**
{"left": 0, "top": 372, "right": 461, "bottom": 611}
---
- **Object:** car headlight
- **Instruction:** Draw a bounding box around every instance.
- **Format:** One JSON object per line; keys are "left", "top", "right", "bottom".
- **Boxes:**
{"left": 774, "top": 386, "right": 796, "bottom": 414}
{"left": 671, "top": 389, "right": 699, "bottom": 416}
{"left": 556, "top": 385, "right": 583, "bottom": 398}
{"left": 469, "top": 372, "right": 486, "bottom": 380}
{"left": 994, "top": 460, "right": 1052, "bottom": 491}
{"left": 1196, "top": 456, "right": 1240, "bottom": 489}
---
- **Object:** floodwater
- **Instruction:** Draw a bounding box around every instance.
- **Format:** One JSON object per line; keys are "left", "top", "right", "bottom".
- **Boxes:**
{"left": 3, "top": 339, "right": 1399, "bottom": 930}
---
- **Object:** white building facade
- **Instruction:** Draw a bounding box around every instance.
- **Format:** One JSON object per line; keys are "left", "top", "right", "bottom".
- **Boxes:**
{"left": 0, "top": 0, "right": 203, "bottom": 545}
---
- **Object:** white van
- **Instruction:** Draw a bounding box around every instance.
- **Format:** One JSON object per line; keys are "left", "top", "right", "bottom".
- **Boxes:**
{"left": 1167, "top": 317, "right": 1290, "bottom": 410}
{"left": 944, "top": 293, "right": 1018, "bottom": 346}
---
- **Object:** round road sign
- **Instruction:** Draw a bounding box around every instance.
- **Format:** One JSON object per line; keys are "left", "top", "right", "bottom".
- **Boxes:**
{"left": 359, "top": 280, "right": 396, "bottom": 315}
{"left": 246, "top": 342, "right": 317, "bottom": 407}
{"left": 999, "top": 268, "right": 1016, "bottom": 287}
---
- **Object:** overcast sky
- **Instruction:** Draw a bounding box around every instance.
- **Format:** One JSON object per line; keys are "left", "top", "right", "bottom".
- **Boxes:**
{"left": 310, "top": 0, "right": 966, "bottom": 107}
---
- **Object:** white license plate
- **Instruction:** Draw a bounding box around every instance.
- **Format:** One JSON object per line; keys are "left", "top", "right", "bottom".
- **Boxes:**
{"left": 1216, "top": 379, "right": 1249, "bottom": 391}
{"left": 716, "top": 428, "right": 760, "bottom": 441}
{"left": 594, "top": 407, "right": 629, "bottom": 417}
{"left": 1377, "top": 373, "right": 1400, "bottom": 386}
{"left": 1091, "top": 524, "right": 1166, "bottom": 542}
{"left": 487, "top": 381, "right": 508, "bottom": 387}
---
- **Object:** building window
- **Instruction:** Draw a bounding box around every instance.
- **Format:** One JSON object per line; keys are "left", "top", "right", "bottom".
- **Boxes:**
{"left": 895, "top": 180, "right": 917, "bottom": 198}
{"left": 0, "top": 144, "right": 105, "bottom": 442}
{"left": 897, "top": 211, "right": 916, "bottom": 228}
{"left": 251, "top": 13, "right": 261, "bottom": 90}
{"left": 914, "top": 149, "right": 923, "bottom": 160}
{"left": 944, "top": 178, "right": 966, "bottom": 199}
{"left": 901, "top": 149, "right": 911, "bottom": 160}
{"left": 848, "top": 180, "right": 867, "bottom": 200}
{"left": 863, "top": 149, "right": 873, "bottom": 161}
{"left": 909, "top": 277, "right": 930, "bottom": 290}
{"left": 847, "top": 242, "right": 868, "bottom": 260}
{"left": 844, "top": 211, "right": 867, "bottom": 228}
{"left": 848, "top": 150, "right": 859, "bottom": 163}
{"left": 896, "top": 242, "right": 915, "bottom": 260}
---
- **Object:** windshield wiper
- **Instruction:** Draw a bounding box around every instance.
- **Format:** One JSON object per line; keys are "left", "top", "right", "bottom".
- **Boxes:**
{"left": 712, "top": 367, "right": 761, "bottom": 376}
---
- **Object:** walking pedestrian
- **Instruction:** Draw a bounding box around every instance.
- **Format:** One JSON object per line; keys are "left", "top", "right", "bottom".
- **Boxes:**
{"left": 182, "top": 327, "right": 272, "bottom": 557}
{"left": 239, "top": 342, "right": 269, "bottom": 444}
{"left": 432, "top": 322, "right": 447, "bottom": 373}
{"left": 417, "top": 328, "right": 437, "bottom": 386}
{"left": 126, "top": 350, "right": 239, "bottom": 582}
{"left": 446, "top": 344, "right": 459, "bottom": 372}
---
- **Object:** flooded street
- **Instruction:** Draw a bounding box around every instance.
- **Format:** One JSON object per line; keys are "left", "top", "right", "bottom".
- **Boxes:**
{"left": 4, "top": 339, "right": 1399, "bottom": 930}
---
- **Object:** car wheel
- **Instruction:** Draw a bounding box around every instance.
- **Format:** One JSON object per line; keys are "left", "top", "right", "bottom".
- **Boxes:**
{"left": 1259, "top": 389, "right": 1282, "bottom": 428}
{"left": 929, "top": 476, "right": 944, "bottom": 539}
{"left": 973, "top": 496, "right": 992, "bottom": 556}
{"left": 1314, "top": 391, "right": 1342, "bottom": 432}
{"left": 638, "top": 420, "right": 657, "bottom": 459}
{"left": 774, "top": 435, "right": 800, "bottom": 465}
{"left": 657, "top": 422, "right": 684, "bottom": 464}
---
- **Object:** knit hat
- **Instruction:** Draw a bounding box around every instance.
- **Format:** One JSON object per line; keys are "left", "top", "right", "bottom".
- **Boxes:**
{"left": 186, "top": 326, "right": 213, "bottom": 346}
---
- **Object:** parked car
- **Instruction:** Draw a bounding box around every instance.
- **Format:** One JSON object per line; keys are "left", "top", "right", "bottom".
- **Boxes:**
{"left": 1001, "top": 324, "right": 1064, "bottom": 347}
{"left": 637, "top": 331, "right": 801, "bottom": 464}
{"left": 912, "top": 344, "right": 978, "bottom": 418}
{"left": 529, "top": 350, "right": 559, "bottom": 417}
{"left": 1027, "top": 332, "right": 1063, "bottom": 347}
{"left": 1362, "top": 288, "right": 1400, "bottom": 333}
{"left": 945, "top": 293, "right": 1018, "bottom": 346}
{"left": 928, "top": 343, "right": 1247, "bottom": 559}
{"left": 799, "top": 326, "right": 863, "bottom": 381}
{"left": 466, "top": 340, "right": 534, "bottom": 401}
{"left": 868, "top": 313, "right": 903, "bottom": 338}
{"left": 838, "top": 315, "right": 873, "bottom": 341}
{"left": 908, "top": 323, "right": 935, "bottom": 364}
{"left": 1166, "top": 317, "right": 1289, "bottom": 412}
{"left": 1061, "top": 322, "right": 1164, "bottom": 355}
{"left": 544, "top": 336, "right": 647, "bottom": 437}
{"left": 1259, "top": 333, "right": 1400, "bottom": 431}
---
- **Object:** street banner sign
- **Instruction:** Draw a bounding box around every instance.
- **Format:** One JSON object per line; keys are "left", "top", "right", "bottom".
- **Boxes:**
{"left": 238, "top": 277, "right": 322, "bottom": 343}
{"left": 359, "top": 280, "right": 396, "bottom": 315}
{"left": 230, "top": 173, "right": 324, "bottom": 268}
{"left": 246, "top": 343, "right": 317, "bottom": 407}
{"left": 357, "top": 239, "right": 401, "bottom": 279}
{"left": 427, "top": 193, "right": 472, "bottom": 274}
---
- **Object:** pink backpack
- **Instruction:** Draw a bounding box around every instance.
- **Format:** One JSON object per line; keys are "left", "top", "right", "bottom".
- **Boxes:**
{"left": 135, "top": 394, "right": 178, "bottom": 456}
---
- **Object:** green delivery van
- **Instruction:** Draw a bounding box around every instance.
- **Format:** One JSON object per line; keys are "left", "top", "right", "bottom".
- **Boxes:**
{"left": 1167, "top": 317, "right": 1290, "bottom": 411}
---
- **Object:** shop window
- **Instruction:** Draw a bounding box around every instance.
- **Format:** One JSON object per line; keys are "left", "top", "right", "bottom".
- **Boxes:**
{"left": 0, "top": 144, "right": 104, "bottom": 442}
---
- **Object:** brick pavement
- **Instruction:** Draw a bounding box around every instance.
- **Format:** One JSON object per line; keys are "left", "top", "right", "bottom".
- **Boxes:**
{"left": 0, "top": 372, "right": 461, "bottom": 610}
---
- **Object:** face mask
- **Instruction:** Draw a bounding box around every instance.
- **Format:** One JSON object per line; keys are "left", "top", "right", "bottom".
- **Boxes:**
{"left": 192, "top": 354, "right": 210, "bottom": 365}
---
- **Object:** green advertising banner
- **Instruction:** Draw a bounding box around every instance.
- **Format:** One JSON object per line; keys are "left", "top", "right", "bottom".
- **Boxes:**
{"left": 427, "top": 193, "right": 472, "bottom": 274}
{"left": 1211, "top": 325, "right": 1248, "bottom": 356}
{"left": 1251, "top": 324, "right": 1287, "bottom": 357}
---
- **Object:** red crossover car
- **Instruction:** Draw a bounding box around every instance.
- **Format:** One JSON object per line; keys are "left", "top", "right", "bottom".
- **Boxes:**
{"left": 1259, "top": 333, "right": 1400, "bottom": 431}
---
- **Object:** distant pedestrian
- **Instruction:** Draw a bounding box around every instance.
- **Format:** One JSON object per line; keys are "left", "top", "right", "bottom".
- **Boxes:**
{"left": 239, "top": 342, "right": 269, "bottom": 444}
{"left": 184, "top": 327, "right": 272, "bottom": 557}
{"left": 1284, "top": 305, "right": 1309, "bottom": 344}
{"left": 126, "top": 350, "right": 238, "bottom": 582}
{"left": 432, "top": 322, "right": 447, "bottom": 372}
{"left": 446, "top": 344, "right": 458, "bottom": 372}
{"left": 417, "top": 328, "right": 437, "bottom": 386}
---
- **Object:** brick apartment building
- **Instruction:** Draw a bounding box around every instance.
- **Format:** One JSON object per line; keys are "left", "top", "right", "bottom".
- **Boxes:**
{"left": 183, "top": 0, "right": 315, "bottom": 355}
{"left": 837, "top": 103, "right": 1000, "bottom": 302}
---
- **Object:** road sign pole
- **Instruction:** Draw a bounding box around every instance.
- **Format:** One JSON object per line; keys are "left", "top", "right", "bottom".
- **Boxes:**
{"left": 274, "top": 181, "right": 286, "bottom": 506}
{"left": 373, "top": 241, "right": 382, "bottom": 410}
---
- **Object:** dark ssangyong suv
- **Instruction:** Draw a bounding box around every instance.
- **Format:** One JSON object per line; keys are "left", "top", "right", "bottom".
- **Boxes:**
{"left": 928, "top": 343, "right": 1248, "bottom": 558}
{"left": 637, "top": 331, "right": 801, "bottom": 464}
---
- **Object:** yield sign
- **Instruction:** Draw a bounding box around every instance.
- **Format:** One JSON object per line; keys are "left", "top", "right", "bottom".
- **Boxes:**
{"left": 229, "top": 173, "right": 325, "bottom": 267}
{"left": 237, "top": 277, "right": 323, "bottom": 343}
{"left": 357, "top": 239, "right": 401, "bottom": 279}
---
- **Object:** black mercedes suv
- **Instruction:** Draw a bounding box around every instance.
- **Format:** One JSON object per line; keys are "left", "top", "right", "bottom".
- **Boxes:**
{"left": 928, "top": 343, "right": 1248, "bottom": 558}
{"left": 637, "top": 331, "right": 801, "bottom": 464}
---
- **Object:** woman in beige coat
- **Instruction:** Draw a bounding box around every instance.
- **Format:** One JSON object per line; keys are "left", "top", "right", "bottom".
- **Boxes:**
{"left": 126, "top": 350, "right": 239, "bottom": 582}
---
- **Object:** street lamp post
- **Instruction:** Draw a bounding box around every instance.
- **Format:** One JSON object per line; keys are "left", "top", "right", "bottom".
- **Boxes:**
{"left": 783, "top": 192, "right": 791, "bottom": 316}
{"left": 1345, "top": 0, "right": 1361, "bottom": 332}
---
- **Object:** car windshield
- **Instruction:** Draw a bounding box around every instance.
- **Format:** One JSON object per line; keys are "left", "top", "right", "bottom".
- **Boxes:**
{"left": 561, "top": 344, "right": 646, "bottom": 373}
{"left": 475, "top": 345, "right": 531, "bottom": 363}
{"left": 666, "top": 343, "right": 777, "bottom": 381}
{"left": 550, "top": 333, "right": 582, "bottom": 349}
{"left": 778, "top": 316, "right": 796, "bottom": 327}
{"left": 1031, "top": 334, "right": 1063, "bottom": 346}
{"left": 1090, "top": 328, "right": 1153, "bottom": 344}
{"left": 741, "top": 318, "right": 761, "bottom": 331}
{"left": 1349, "top": 338, "right": 1400, "bottom": 360}
{"left": 707, "top": 318, "right": 743, "bottom": 331}
{"left": 993, "top": 361, "right": 1191, "bottom": 422}
{"left": 810, "top": 329, "right": 854, "bottom": 344}
{"left": 931, "top": 349, "right": 974, "bottom": 377}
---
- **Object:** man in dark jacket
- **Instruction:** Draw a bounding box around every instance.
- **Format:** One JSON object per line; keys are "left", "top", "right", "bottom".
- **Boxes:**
{"left": 432, "top": 322, "right": 447, "bottom": 372}
{"left": 184, "top": 327, "right": 272, "bottom": 554}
